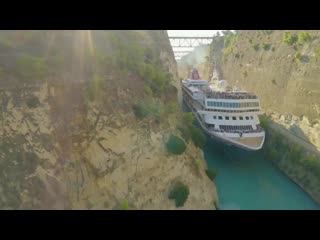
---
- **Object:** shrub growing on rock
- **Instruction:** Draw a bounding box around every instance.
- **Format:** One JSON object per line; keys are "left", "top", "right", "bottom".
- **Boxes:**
{"left": 283, "top": 32, "right": 297, "bottom": 45}
{"left": 205, "top": 168, "right": 217, "bottom": 181}
{"left": 168, "top": 182, "right": 189, "bottom": 207}
{"left": 190, "top": 126, "right": 206, "bottom": 149}
{"left": 132, "top": 103, "right": 150, "bottom": 119}
{"left": 315, "top": 46, "right": 320, "bottom": 59}
{"left": 295, "top": 52, "right": 302, "bottom": 60}
{"left": 262, "top": 43, "right": 271, "bottom": 51}
{"left": 166, "top": 135, "right": 186, "bottom": 155}
{"left": 298, "top": 32, "right": 311, "bottom": 45}
{"left": 26, "top": 96, "right": 40, "bottom": 108}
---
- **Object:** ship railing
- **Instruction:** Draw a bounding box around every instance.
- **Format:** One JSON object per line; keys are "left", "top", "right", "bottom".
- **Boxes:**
{"left": 205, "top": 90, "right": 258, "bottom": 100}
{"left": 207, "top": 125, "right": 264, "bottom": 134}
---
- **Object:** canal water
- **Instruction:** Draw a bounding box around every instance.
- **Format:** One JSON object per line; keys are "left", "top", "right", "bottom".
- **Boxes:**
{"left": 182, "top": 101, "right": 320, "bottom": 210}
{"left": 204, "top": 136, "right": 320, "bottom": 210}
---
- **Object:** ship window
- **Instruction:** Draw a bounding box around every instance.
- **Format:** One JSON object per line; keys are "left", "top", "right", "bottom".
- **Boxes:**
{"left": 237, "top": 103, "right": 240, "bottom": 108}
{"left": 218, "top": 116, "right": 222, "bottom": 120}
{"left": 245, "top": 116, "right": 249, "bottom": 120}
{"left": 225, "top": 116, "right": 229, "bottom": 120}
{"left": 239, "top": 116, "right": 243, "bottom": 120}
{"left": 232, "top": 116, "right": 236, "bottom": 120}
{"left": 251, "top": 116, "right": 253, "bottom": 120}
{"left": 213, "top": 116, "right": 216, "bottom": 119}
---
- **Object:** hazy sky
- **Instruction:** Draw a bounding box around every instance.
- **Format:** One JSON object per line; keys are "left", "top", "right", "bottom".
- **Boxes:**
{"left": 167, "top": 30, "right": 223, "bottom": 37}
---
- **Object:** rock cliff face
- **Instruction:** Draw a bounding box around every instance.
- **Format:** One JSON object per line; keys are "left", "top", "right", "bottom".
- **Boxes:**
{"left": 0, "top": 30, "right": 218, "bottom": 209}
{"left": 219, "top": 30, "right": 320, "bottom": 123}
{"left": 178, "top": 30, "right": 320, "bottom": 150}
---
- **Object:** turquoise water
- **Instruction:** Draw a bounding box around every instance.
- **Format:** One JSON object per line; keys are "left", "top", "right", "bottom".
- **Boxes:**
{"left": 204, "top": 136, "right": 320, "bottom": 210}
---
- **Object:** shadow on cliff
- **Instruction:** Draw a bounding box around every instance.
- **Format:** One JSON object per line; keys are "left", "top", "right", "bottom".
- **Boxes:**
{"left": 269, "top": 121, "right": 320, "bottom": 157}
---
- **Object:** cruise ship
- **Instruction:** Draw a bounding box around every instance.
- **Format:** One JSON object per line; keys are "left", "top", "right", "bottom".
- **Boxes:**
{"left": 182, "top": 69, "right": 265, "bottom": 151}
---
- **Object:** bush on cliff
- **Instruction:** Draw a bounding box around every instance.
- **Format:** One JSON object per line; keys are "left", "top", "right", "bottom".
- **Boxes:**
{"left": 26, "top": 96, "right": 40, "bottom": 108}
{"left": 166, "top": 135, "right": 186, "bottom": 155}
{"left": 283, "top": 32, "right": 297, "bottom": 45}
{"left": 168, "top": 182, "right": 189, "bottom": 207}
{"left": 190, "top": 126, "right": 206, "bottom": 149}
{"left": 205, "top": 168, "right": 217, "bottom": 181}
{"left": 315, "top": 46, "right": 320, "bottom": 58}
{"left": 16, "top": 54, "right": 48, "bottom": 83}
{"left": 253, "top": 44, "right": 260, "bottom": 51}
{"left": 298, "top": 32, "right": 311, "bottom": 45}
{"left": 262, "top": 43, "right": 271, "bottom": 51}
{"left": 295, "top": 52, "right": 302, "bottom": 60}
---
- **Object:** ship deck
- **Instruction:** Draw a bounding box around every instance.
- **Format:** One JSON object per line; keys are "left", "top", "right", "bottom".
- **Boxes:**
{"left": 230, "top": 136, "right": 265, "bottom": 149}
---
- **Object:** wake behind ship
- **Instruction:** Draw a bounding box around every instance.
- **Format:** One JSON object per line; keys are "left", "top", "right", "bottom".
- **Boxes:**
{"left": 182, "top": 68, "right": 265, "bottom": 151}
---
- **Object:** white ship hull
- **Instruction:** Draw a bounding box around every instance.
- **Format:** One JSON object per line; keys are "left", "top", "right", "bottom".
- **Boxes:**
{"left": 181, "top": 79, "right": 265, "bottom": 151}
{"left": 183, "top": 99, "right": 265, "bottom": 151}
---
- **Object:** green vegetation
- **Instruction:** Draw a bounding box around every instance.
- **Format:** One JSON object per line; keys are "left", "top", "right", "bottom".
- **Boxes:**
{"left": 166, "top": 135, "right": 186, "bottom": 155}
{"left": 223, "top": 32, "right": 238, "bottom": 56}
{"left": 16, "top": 55, "right": 48, "bottom": 83}
{"left": 140, "top": 63, "right": 173, "bottom": 97}
{"left": 177, "top": 112, "right": 206, "bottom": 149}
{"left": 259, "top": 115, "right": 270, "bottom": 129}
{"left": 132, "top": 101, "right": 161, "bottom": 121}
{"left": 178, "top": 112, "right": 195, "bottom": 142}
{"left": 243, "top": 70, "right": 248, "bottom": 78}
{"left": 132, "top": 100, "right": 179, "bottom": 124}
{"left": 271, "top": 79, "right": 277, "bottom": 85}
{"left": 315, "top": 46, "right": 320, "bottom": 59}
{"left": 194, "top": 159, "right": 202, "bottom": 171}
{"left": 144, "top": 86, "right": 153, "bottom": 97}
{"left": 253, "top": 43, "right": 260, "bottom": 51}
{"left": 85, "top": 74, "right": 105, "bottom": 102}
{"left": 26, "top": 96, "right": 40, "bottom": 108}
{"left": 295, "top": 51, "right": 302, "bottom": 60}
{"left": 190, "top": 127, "right": 206, "bottom": 149}
{"left": 205, "top": 168, "right": 217, "bottom": 181}
{"left": 262, "top": 43, "right": 271, "bottom": 51}
{"left": 119, "top": 199, "right": 135, "bottom": 210}
{"left": 298, "top": 32, "right": 311, "bottom": 45}
{"left": 0, "top": 135, "right": 41, "bottom": 209}
{"left": 283, "top": 32, "right": 298, "bottom": 45}
{"left": 262, "top": 125, "right": 320, "bottom": 192}
{"left": 168, "top": 182, "right": 189, "bottom": 207}
{"left": 257, "top": 30, "right": 274, "bottom": 35}
{"left": 86, "top": 31, "right": 173, "bottom": 103}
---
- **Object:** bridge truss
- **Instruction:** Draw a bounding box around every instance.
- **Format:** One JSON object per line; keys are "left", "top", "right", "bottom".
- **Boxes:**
{"left": 169, "top": 36, "right": 213, "bottom": 60}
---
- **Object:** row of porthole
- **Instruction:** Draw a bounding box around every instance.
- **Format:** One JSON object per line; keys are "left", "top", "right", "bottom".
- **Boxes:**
{"left": 207, "top": 101, "right": 259, "bottom": 108}
{"left": 213, "top": 116, "right": 254, "bottom": 120}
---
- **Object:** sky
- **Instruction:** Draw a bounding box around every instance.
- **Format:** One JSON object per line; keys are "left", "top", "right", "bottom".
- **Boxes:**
{"left": 167, "top": 30, "right": 223, "bottom": 37}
